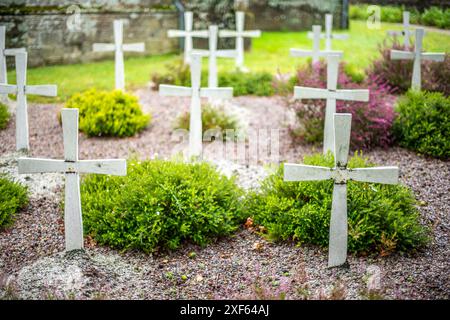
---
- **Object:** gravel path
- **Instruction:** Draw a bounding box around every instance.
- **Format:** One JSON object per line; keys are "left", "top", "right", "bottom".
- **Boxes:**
{"left": 0, "top": 90, "right": 449, "bottom": 300}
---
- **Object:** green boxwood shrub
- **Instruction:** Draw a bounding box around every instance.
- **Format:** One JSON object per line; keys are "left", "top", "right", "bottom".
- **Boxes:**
{"left": 0, "top": 102, "right": 10, "bottom": 130}
{"left": 64, "top": 89, "right": 150, "bottom": 137}
{"left": 80, "top": 159, "right": 245, "bottom": 252}
{"left": 244, "top": 153, "right": 429, "bottom": 255}
{"left": 219, "top": 71, "right": 275, "bottom": 96}
{"left": 175, "top": 104, "right": 239, "bottom": 140}
{"left": 393, "top": 90, "right": 450, "bottom": 159}
{"left": 421, "top": 7, "right": 450, "bottom": 29}
{"left": 0, "top": 175, "right": 28, "bottom": 229}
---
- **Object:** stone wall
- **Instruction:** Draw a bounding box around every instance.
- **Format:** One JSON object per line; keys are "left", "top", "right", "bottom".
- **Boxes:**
{"left": 248, "top": 0, "right": 347, "bottom": 31}
{"left": 0, "top": 0, "right": 179, "bottom": 67}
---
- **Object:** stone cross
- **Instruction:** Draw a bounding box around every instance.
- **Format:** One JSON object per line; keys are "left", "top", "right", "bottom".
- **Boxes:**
{"left": 193, "top": 25, "right": 237, "bottom": 88}
{"left": 18, "top": 108, "right": 127, "bottom": 251}
{"left": 284, "top": 113, "right": 399, "bottom": 267}
{"left": 293, "top": 54, "right": 369, "bottom": 154}
{"left": 93, "top": 19, "right": 145, "bottom": 91}
{"left": 291, "top": 25, "right": 343, "bottom": 64}
{"left": 159, "top": 53, "right": 233, "bottom": 158}
{"left": 390, "top": 28, "right": 445, "bottom": 91}
{"left": 387, "top": 11, "right": 412, "bottom": 49}
{"left": 0, "top": 25, "right": 26, "bottom": 103}
{"left": 219, "top": 11, "right": 261, "bottom": 71}
{"left": 308, "top": 14, "right": 348, "bottom": 51}
{"left": 0, "top": 52, "right": 57, "bottom": 151}
{"left": 167, "top": 11, "right": 208, "bottom": 65}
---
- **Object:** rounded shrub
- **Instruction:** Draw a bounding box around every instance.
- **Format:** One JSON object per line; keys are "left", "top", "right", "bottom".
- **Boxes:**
{"left": 0, "top": 102, "right": 10, "bottom": 130}
{"left": 175, "top": 104, "right": 239, "bottom": 141}
{"left": 393, "top": 90, "right": 450, "bottom": 159}
{"left": 290, "top": 60, "right": 397, "bottom": 150}
{"left": 0, "top": 175, "right": 28, "bottom": 229}
{"left": 80, "top": 159, "right": 245, "bottom": 252}
{"left": 65, "top": 89, "right": 150, "bottom": 137}
{"left": 219, "top": 71, "right": 275, "bottom": 96}
{"left": 244, "top": 153, "right": 429, "bottom": 255}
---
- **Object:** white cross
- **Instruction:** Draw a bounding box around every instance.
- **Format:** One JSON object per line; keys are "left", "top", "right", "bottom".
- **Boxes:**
{"left": 193, "top": 25, "right": 237, "bottom": 88}
{"left": 167, "top": 11, "right": 208, "bottom": 65}
{"left": 93, "top": 20, "right": 145, "bottom": 91}
{"left": 0, "top": 25, "right": 25, "bottom": 103}
{"left": 0, "top": 52, "right": 57, "bottom": 151}
{"left": 387, "top": 11, "right": 412, "bottom": 49}
{"left": 219, "top": 11, "right": 261, "bottom": 71}
{"left": 284, "top": 113, "right": 399, "bottom": 267}
{"left": 293, "top": 54, "right": 369, "bottom": 154}
{"left": 158, "top": 53, "right": 233, "bottom": 158}
{"left": 307, "top": 14, "right": 348, "bottom": 51}
{"left": 391, "top": 28, "right": 445, "bottom": 91}
{"left": 291, "top": 25, "right": 343, "bottom": 64}
{"left": 18, "top": 108, "right": 127, "bottom": 251}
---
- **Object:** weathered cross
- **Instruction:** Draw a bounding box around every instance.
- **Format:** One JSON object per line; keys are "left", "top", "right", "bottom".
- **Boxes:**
{"left": 93, "top": 19, "right": 145, "bottom": 91}
{"left": 391, "top": 28, "right": 445, "bottom": 91}
{"left": 0, "top": 52, "right": 57, "bottom": 151}
{"left": 293, "top": 54, "right": 369, "bottom": 154}
{"left": 18, "top": 108, "right": 127, "bottom": 251}
{"left": 193, "top": 25, "right": 237, "bottom": 88}
{"left": 0, "top": 25, "right": 25, "bottom": 103}
{"left": 307, "top": 14, "right": 348, "bottom": 51}
{"left": 219, "top": 11, "right": 261, "bottom": 71}
{"left": 284, "top": 113, "right": 399, "bottom": 267}
{"left": 159, "top": 53, "right": 233, "bottom": 158}
{"left": 167, "top": 11, "right": 208, "bottom": 65}
{"left": 291, "top": 25, "right": 343, "bottom": 64}
{"left": 387, "top": 11, "right": 412, "bottom": 49}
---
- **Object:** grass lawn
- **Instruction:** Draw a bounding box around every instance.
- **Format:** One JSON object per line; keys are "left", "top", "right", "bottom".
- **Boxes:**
{"left": 8, "top": 20, "right": 450, "bottom": 103}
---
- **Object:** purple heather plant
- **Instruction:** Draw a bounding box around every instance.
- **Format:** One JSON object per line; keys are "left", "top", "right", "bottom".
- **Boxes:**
{"left": 289, "top": 60, "right": 397, "bottom": 150}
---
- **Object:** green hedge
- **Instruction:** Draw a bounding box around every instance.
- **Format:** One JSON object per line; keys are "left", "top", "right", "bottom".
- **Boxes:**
{"left": 393, "top": 90, "right": 450, "bottom": 159}
{"left": 244, "top": 153, "right": 429, "bottom": 255}
{"left": 80, "top": 159, "right": 245, "bottom": 252}
{"left": 0, "top": 175, "right": 28, "bottom": 229}
{"left": 0, "top": 102, "right": 10, "bottom": 130}
{"left": 64, "top": 89, "right": 150, "bottom": 137}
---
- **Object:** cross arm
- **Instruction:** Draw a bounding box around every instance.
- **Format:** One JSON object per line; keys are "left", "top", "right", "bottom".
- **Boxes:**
{"left": 159, "top": 84, "right": 192, "bottom": 97}
{"left": 190, "top": 30, "right": 209, "bottom": 38}
{"left": 335, "top": 89, "right": 369, "bottom": 102}
{"left": 168, "top": 30, "right": 187, "bottom": 37}
{"left": 18, "top": 158, "right": 67, "bottom": 174}
{"left": 0, "top": 84, "right": 17, "bottom": 94}
{"left": 218, "top": 30, "right": 238, "bottom": 38}
{"left": 92, "top": 43, "right": 116, "bottom": 52}
{"left": 78, "top": 159, "right": 127, "bottom": 176}
{"left": 284, "top": 164, "right": 332, "bottom": 182}
{"left": 200, "top": 87, "right": 233, "bottom": 99}
{"left": 216, "top": 49, "right": 237, "bottom": 58}
{"left": 191, "top": 49, "right": 210, "bottom": 57}
{"left": 123, "top": 43, "right": 145, "bottom": 52}
{"left": 421, "top": 52, "right": 445, "bottom": 62}
{"left": 241, "top": 30, "right": 261, "bottom": 38}
{"left": 348, "top": 167, "right": 399, "bottom": 185}
{"left": 3, "top": 48, "right": 26, "bottom": 56}
{"left": 390, "top": 50, "right": 414, "bottom": 60}
{"left": 25, "top": 85, "right": 58, "bottom": 97}
{"left": 294, "top": 87, "right": 330, "bottom": 100}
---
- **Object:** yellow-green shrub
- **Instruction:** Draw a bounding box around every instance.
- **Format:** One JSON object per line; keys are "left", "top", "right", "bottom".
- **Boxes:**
{"left": 65, "top": 89, "right": 150, "bottom": 137}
